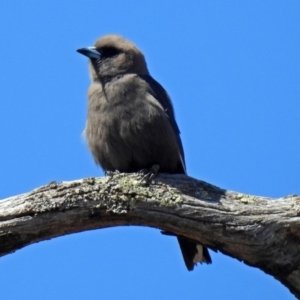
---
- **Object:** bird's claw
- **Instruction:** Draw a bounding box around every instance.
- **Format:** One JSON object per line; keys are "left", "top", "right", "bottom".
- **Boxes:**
{"left": 139, "top": 164, "right": 160, "bottom": 185}
{"left": 105, "top": 170, "right": 121, "bottom": 182}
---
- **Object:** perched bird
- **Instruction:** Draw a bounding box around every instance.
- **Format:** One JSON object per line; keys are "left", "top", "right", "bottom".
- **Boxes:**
{"left": 77, "top": 34, "right": 211, "bottom": 270}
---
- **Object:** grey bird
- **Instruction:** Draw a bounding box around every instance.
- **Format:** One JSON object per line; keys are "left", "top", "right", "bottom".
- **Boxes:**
{"left": 77, "top": 34, "right": 211, "bottom": 270}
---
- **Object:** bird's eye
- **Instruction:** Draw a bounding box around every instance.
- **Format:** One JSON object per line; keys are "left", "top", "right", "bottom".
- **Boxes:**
{"left": 99, "top": 47, "right": 120, "bottom": 58}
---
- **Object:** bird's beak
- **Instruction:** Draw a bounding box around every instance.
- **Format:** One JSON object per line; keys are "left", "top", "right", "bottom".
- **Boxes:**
{"left": 77, "top": 46, "right": 101, "bottom": 59}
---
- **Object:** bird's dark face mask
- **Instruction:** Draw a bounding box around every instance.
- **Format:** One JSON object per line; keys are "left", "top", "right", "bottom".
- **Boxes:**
{"left": 77, "top": 46, "right": 130, "bottom": 81}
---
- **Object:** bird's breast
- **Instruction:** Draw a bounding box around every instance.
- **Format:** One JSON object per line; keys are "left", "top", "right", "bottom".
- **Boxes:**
{"left": 85, "top": 75, "right": 180, "bottom": 172}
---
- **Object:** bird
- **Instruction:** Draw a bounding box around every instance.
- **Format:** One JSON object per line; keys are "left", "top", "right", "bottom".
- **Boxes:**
{"left": 77, "top": 34, "right": 211, "bottom": 270}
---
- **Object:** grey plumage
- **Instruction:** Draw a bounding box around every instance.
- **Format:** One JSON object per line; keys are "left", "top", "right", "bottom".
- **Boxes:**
{"left": 77, "top": 34, "right": 211, "bottom": 270}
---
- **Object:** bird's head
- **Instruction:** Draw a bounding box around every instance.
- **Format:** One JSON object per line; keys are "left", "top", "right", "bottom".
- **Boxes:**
{"left": 77, "top": 34, "right": 149, "bottom": 81}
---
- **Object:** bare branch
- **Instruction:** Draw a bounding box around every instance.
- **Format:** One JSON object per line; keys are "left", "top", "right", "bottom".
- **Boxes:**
{"left": 0, "top": 173, "right": 299, "bottom": 298}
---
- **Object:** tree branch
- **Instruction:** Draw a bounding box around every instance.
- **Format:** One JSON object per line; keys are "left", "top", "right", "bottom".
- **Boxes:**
{"left": 0, "top": 173, "right": 299, "bottom": 298}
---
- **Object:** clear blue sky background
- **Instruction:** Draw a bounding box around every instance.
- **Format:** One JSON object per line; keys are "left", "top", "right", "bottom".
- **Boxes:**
{"left": 0, "top": 1, "right": 299, "bottom": 299}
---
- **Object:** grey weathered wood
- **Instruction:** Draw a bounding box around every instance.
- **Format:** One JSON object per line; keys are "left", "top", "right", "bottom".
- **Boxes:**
{"left": 0, "top": 173, "right": 300, "bottom": 298}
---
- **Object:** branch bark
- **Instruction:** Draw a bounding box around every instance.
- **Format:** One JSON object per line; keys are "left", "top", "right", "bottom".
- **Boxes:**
{"left": 0, "top": 173, "right": 299, "bottom": 298}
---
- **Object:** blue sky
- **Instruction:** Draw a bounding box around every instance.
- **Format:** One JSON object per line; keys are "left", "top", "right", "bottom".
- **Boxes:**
{"left": 0, "top": 1, "right": 299, "bottom": 299}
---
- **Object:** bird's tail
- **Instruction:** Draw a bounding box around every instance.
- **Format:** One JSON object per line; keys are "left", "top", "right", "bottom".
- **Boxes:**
{"left": 177, "top": 237, "right": 212, "bottom": 271}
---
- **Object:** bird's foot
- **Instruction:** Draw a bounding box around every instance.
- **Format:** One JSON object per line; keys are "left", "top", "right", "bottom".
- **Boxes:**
{"left": 105, "top": 170, "right": 120, "bottom": 177}
{"left": 139, "top": 164, "right": 160, "bottom": 185}
{"left": 105, "top": 170, "right": 120, "bottom": 182}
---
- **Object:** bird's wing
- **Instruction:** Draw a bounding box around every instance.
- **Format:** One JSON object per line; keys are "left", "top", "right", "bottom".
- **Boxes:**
{"left": 141, "top": 75, "right": 186, "bottom": 174}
